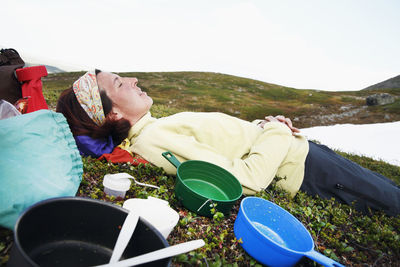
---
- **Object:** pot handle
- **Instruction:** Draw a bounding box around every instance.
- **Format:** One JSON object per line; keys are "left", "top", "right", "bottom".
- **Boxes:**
{"left": 304, "top": 249, "right": 345, "bottom": 267}
{"left": 197, "top": 199, "right": 212, "bottom": 213}
{"left": 162, "top": 151, "right": 181, "bottom": 169}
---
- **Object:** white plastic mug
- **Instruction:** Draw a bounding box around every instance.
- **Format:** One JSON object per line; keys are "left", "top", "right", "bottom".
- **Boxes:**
{"left": 123, "top": 197, "right": 179, "bottom": 238}
{"left": 103, "top": 173, "right": 160, "bottom": 198}
{"left": 103, "top": 174, "right": 131, "bottom": 198}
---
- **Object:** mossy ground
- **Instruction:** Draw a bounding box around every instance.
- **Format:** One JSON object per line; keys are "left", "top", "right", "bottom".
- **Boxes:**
{"left": 3, "top": 154, "right": 398, "bottom": 266}
{"left": 41, "top": 71, "right": 400, "bottom": 127}
{"left": 1, "top": 72, "right": 400, "bottom": 266}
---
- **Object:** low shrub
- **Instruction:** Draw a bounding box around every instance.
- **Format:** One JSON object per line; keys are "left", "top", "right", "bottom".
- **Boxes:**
{"left": 2, "top": 153, "right": 398, "bottom": 266}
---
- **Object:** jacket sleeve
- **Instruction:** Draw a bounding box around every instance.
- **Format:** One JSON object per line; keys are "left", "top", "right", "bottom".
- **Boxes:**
{"left": 230, "top": 122, "right": 293, "bottom": 192}
{"left": 134, "top": 121, "right": 293, "bottom": 193}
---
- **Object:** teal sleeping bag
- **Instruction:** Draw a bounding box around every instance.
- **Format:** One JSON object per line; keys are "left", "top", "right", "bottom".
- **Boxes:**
{"left": 0, "top": 110, "right": 83, "bottom": 229}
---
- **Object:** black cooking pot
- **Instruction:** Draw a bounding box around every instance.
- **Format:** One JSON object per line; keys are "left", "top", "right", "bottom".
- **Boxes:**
{"left": 7, "top": 197, "right": 171, "bottom": 267}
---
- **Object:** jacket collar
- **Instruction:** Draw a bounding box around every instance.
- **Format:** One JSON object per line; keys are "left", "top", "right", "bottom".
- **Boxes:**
{"left": 127, "top": 112, "right": 156, "bottom": 140}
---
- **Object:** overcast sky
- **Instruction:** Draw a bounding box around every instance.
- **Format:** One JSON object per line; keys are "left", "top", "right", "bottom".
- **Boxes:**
{"left": 2, "top": 0, "right": 399, "bottom": 91}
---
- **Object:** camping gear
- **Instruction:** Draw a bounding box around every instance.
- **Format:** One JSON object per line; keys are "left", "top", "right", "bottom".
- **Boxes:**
{"left": 7, "top": 197, "right": 171, "bottom": 267}
{"left": 0, "top": 49, "right": 48, "bottom": 113}
{"left": 0, "top": 110, "right": 82, "bottom": 229}
{"left": 99, "top": 147, "right": 150, "bottom": 165}
{"left": 15, "top": 65, "right": 48, "bottom": 113}
{"left": 109, "top": 211, "right": 140, "bottom": 263}
{"left": 98, "top": 137, "right": 150, "bottom": 165}
{"left": 162, "top": 151, "right": 242, "bottom": 217}
{"left": 234, "top": 197, "right": 345, "bottom": 267}
{"left": 0, "top": 99, "right": 21, "bottom": 120}
{"left": 14, "top": 97, "right": 29, "bottom": 113}
{"left": 103, "top": 173, "right": 132, "bottom": 198}
{"left": 74, "top": 135, "right": 115, "bottom": 157}
{"left": 123, "top": 197, "right": 180, "bottom": 238}
{"left": 95, "top": 239, "right": 205, "bottom": 267}
{"left": 103, "top": 173, "right": 160, "bottom": 198}
{"left": 0, "top": 48, "right": 25, "bottom": 104}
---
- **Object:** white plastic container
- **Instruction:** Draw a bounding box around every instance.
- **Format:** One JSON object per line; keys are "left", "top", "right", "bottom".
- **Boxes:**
{"left": 103, "top": 174, "right": 132, "bottom": 198}
{"left": 103, "top": 173, "right": 160, "bottom": 198}
{"left": 123, "top": 197, "right": 180, "bottom": 238}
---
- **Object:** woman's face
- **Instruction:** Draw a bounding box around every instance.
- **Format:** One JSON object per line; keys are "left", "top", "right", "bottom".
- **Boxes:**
{"left": 96, "top": 72, "right": 153, "bottom": 125}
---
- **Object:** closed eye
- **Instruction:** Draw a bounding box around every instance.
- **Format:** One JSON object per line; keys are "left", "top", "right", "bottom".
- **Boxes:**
{"left": 113, "top": 75, "right": 123, "bottom": 88}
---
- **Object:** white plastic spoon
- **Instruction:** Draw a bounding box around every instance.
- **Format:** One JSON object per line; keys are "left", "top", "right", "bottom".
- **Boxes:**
{"left": 94, "top": 239, "right": 205, "bottom": 267}
{"left": 109, "top": 211, "right": 140, "bottom": 263}
{"left": 106, "top": 173, "right": 160, "bottom": 189}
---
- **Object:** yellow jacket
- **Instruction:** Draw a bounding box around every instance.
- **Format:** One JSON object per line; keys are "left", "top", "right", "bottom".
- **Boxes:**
{"left": 128, "top": 112, "right": 309, "bottom": 197}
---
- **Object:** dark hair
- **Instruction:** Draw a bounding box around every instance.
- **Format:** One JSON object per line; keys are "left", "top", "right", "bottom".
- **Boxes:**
{"left": 56, "top": 87, "right": 131, "bottom": 146}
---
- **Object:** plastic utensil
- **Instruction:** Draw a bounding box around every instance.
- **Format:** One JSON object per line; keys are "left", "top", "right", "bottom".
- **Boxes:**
{"left": 109, "top": 211, "right": 139, "bottom": 263}
{"left": 103, "top": 173, "right": 160, "bottom": 197}
{"left": 8, "top": 197, "right": 170, "bottom": 267}
{"left": 105, "top": 173, "right": 160, "bottom": 189}
{"left": 234, "top": 197, "right": 345, "bottom": 267}
{"left": 162, "top": 151, "right": 242, "bottom": 217}
{"left": 123, "top": 197, "right": 179, "bottom": 238}
{"left": 94, "top": 239, "right": 205, "bottom": 267}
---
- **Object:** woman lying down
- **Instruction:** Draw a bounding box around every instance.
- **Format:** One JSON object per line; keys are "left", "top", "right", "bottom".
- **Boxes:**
{"left": 56, "top": 70, "right": 400, "bottom": 216}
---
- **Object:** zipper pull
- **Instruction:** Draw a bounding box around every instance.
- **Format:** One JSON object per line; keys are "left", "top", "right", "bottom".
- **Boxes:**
{"left": 335, "top": 183, "right": 344, "bottom": 190}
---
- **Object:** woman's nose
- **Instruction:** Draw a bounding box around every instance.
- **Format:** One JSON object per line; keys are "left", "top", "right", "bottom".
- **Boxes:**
{"left": 130, "top": 78, "right": 138, "bottom": 87}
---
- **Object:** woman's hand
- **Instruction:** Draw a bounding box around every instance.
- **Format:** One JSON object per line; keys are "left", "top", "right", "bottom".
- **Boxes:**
{"left": 258, "top": 115, "right": 300, "bottom": 134}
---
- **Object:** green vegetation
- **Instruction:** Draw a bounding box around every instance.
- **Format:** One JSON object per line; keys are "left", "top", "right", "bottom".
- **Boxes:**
{"left": 40, "top": 71, "right": 400, "bottom": 127}
{"left": 376, "top": 99, "right": 400, "bottom": 114}
{"left": 1, "top": 71, "right": 400, "bottom": 266}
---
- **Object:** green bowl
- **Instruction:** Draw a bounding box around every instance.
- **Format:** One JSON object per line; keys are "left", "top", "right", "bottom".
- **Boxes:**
{"left": 162, "top": 151, "right": 243, "bottom": 217}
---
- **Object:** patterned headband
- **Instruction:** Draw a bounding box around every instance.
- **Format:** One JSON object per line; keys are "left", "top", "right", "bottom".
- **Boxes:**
{"left": 73, "top": 70, "right": 105, "bottom": 126}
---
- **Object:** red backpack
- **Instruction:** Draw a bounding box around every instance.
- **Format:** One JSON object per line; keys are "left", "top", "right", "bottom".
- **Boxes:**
{"left": 0, "top": 48, "right": 48, "bottom": 113}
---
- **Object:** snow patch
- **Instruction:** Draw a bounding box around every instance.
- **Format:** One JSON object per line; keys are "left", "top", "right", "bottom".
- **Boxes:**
{"left": 300, "top": 121, "right": 400, "bottom": 166}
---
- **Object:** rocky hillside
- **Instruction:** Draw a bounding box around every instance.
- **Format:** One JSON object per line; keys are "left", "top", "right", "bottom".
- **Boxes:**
{"left": 363, "top": 74, "right": 400, "bottom": 91}
{"left": 43, "top": 71, "right": 400, "bottom": 128}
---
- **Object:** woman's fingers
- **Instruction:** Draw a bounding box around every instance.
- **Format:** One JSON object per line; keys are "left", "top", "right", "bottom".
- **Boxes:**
{"left": 284, "top": 118, "right": 293, "bottom": 128}
{"left": 275, "top": 115, "right": 285, "bottom": 121}
{"left": 291, "top": 126, "right": 301, "bottom": 133}
{"left": 264, "top": 116, "right": 278, "bottom": 122}
{"left": 275, "top": 115, "right": 290, "bottom": 125}
{"left": 284, "top": 118, "right": 300, "bottom": 134}
{"left": 275, "top": 115, "right": 293, "bottom": 128}
{"left": 263, "top": 115, "right": 300, "bottom": 134}
{"left": 258, "top": 120, "right": 266, "bottom": 128}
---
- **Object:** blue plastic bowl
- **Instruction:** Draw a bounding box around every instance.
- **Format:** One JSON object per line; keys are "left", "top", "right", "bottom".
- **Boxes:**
{"left": 234, "top": 197, "right": 344, "bottom": 267}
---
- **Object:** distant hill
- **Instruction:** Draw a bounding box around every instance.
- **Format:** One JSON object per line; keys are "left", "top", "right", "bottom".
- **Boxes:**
{"left": 363, "top": 74, "right": 400, "bottom": 91}
{"left": 0, "top": 47, "right": 64, "bottom": 73}
{"left": 25, "top": 63, "right": 65, "bottom": 74}
{"left": 43, "top": 71, "right": 400, "bottom": 127}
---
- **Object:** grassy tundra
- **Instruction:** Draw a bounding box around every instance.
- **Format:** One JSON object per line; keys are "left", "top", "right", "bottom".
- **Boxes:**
{"left": 1, "top": 72, "right": 399, "bottom": 266}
